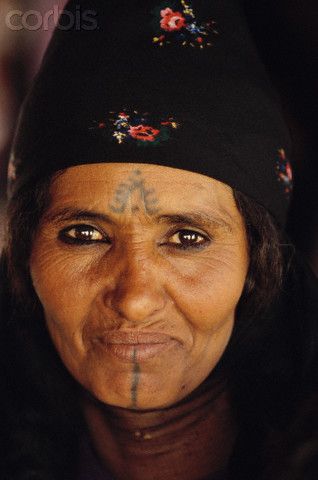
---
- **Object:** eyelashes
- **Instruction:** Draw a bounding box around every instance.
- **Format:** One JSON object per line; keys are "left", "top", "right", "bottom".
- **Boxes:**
{"left": 58, "top": 224, "right": 111, "bottom": 245}
{"left": 163, "top": 229, "right": 211, "bottom": 250}
{"left": 58, "top": 224, "right": 211, "bottom": 250}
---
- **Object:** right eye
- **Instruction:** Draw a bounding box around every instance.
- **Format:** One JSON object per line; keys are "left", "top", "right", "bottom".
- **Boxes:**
{"left": 58, "top": 224, "right": 110, "bottom": 245}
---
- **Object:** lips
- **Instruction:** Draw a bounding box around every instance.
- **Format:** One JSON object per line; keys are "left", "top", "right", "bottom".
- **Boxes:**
{"left": 95, "top": 331, "right": 180, "bottom": 362}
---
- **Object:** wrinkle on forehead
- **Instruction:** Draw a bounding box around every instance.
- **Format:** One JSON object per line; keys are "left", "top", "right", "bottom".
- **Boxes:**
{"left": 49, "top": 163, "right": 239, "bottom": 226}
{"left": 52, "top": 163, "right": 232, "bottom": 194}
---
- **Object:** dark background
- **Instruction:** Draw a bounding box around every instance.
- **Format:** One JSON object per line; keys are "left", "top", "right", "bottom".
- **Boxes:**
{"left": 242, "top": 0, "right": 318, "bottom": 274}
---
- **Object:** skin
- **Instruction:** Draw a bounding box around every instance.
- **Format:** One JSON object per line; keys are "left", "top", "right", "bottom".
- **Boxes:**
{"left": 29, "top": 163, "right": 249, "bottom": 411}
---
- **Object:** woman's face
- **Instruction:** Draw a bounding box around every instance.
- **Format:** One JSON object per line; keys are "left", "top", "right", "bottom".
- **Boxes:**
{"left": 30, "top": 163, "right": 249, "bottom": 409}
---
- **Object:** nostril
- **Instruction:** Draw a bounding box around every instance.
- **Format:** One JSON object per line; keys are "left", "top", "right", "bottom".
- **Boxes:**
{"left": 110, "top": 282, "right": 166, "bottom": 324}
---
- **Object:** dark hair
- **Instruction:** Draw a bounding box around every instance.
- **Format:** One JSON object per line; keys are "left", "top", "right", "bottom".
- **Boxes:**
{"left": 0, "top": 172, "right": 305, "bottom": 480}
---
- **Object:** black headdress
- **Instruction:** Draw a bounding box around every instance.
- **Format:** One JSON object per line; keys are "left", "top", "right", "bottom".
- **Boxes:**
{"left": 8, "top": 0, "right": 292, "bottom": 225}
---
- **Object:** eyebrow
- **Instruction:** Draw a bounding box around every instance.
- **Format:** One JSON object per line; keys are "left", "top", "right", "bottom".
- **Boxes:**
{"left": 156, "top": 213, "right": 233, "bottom": 231}
{"left": 43, "top": 207, "right": 116, "bottom": 225}
{"left": 44, "top": 207, "right": 233, "bottom": 231}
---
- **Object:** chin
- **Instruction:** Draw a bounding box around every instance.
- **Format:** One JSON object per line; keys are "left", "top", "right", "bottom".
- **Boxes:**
{"left": 87, "top": 383, "right": 186, "bottom": 411}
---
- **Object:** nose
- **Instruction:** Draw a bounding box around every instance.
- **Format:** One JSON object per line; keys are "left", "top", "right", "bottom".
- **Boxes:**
{"left": 108, "top": 256, "right": 167, "bottom": 324}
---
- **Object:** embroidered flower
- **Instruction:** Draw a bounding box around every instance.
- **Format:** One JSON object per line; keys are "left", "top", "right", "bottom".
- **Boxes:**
{"left": 90, "top": 109, "right": 180, "bottom": 147}
{"left": 129, "top": 125, "right": 160, "bottom": 141}
{"left": 160, "top": 8, "right": 186, "bottom": 31}
{"left": 152, "top": 1, "right": 218, "bottom": 48}
{"left": 276, "top": 148, "right": 293, "bottom": 195}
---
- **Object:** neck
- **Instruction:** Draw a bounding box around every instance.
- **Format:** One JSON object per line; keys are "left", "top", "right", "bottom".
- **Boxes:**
{"left": 81, "top": 369, "right": 238, "bottom": 480}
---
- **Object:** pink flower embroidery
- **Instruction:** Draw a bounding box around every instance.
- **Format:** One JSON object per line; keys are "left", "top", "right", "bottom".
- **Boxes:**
{"left": 160, "top": 8, "right": 186, "bottom": 32}
{"left": 129, "top": 125, "right": 160, "bottom": 141}
{"left": 276, "top": 148, "right": 293, "bottom": 194}
{"left": 152, "top": 2, "right": 218, "bottom": 48}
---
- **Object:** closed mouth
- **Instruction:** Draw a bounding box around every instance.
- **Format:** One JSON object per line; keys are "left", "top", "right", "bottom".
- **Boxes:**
{"left": 97, "top": 330, "right": 174, "bottom": 345}
{"left": 95, "top": 331, "right": 180, "bottom": 362}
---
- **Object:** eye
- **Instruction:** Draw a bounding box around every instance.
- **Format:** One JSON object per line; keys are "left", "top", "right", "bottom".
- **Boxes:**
{"left": 166, "top": 229, "right": 210, "bottom": 249}
{"left": 58, "top": 224, "right": 110, "bottom": 245}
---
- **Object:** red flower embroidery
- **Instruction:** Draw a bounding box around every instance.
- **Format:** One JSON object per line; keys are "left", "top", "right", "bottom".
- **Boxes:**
{"left": 278, "top": 148, "right": 292, "bottom": 182}
{"left": 160, "top": 8, "right": 186, "bottom": 32}
{"left": 276, "top": 148, "right": 293, "bottom": 194}
{"left": 129, "top": 125, "right": 160, "bottom": 142}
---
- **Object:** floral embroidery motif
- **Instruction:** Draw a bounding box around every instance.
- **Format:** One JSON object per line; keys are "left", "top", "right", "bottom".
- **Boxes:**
{"left": 160, "top": 8, "right": 186, "bottom": 31}
{"left": 152, "top": 1, "right": 218, "bottom": 48}
{"left": 129, "top": 125, "right": 160, "bottom": 142}
{"left": 90, "top": 110, "right": 179, "bottom": 146}
{"left": 276, "top": 148, "right": 293, "bottom": 194}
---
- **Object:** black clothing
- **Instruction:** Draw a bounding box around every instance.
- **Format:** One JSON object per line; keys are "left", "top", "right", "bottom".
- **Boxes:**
{"left": 9, "top": 0, "right": 291, "bottom": 226}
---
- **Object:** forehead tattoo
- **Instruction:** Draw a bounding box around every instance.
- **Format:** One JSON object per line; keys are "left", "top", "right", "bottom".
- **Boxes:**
{"left": 109, "top": 170, "right": 160, "bottom": 215}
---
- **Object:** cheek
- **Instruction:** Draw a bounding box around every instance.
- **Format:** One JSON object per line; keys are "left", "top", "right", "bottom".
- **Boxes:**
{"left": 30, "top": 239, "right": 99, "bottom": 308}
{"left": 29, "top": 244, "right": 99, "bottom": 358}
{"left": 167, "top": 246, "right": 248, "bottom": 332}
{"left": 29, "top": 249, "right": 100, "bottom": 387}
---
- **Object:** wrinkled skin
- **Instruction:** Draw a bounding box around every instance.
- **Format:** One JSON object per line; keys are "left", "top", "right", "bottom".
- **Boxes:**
{"left": 30, "top": 163, "right": 249, "bottom": 410}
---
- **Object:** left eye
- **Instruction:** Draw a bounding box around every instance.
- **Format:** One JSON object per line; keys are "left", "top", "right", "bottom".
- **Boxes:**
{"left": 59, "top": 225, "right": 108, "bottom": 244}
{"left": 167, "top": 230, "right": 209, "bottom": 249}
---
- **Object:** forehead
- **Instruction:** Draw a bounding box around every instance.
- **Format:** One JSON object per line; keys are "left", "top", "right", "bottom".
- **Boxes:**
{"left": 50, "top": 163, "right": 235, "bottom": 211}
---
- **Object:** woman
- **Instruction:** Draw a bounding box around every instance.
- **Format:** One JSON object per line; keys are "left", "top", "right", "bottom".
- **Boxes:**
{"left": 1, "top": 0, "right": 317, "bottom": 479}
